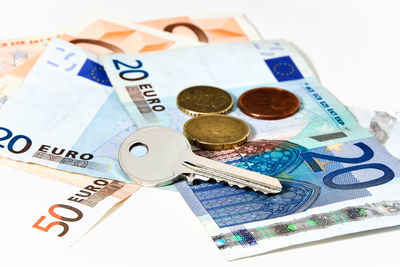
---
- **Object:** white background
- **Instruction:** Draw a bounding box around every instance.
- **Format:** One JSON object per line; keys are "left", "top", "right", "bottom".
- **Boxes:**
{"left": 1, "top": 0, "right": 400, "bottom": 266}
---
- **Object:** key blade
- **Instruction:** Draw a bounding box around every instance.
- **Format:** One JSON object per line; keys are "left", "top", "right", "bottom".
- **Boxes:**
{"left": 182, "top": 160, "right": 282, "bottom": 194}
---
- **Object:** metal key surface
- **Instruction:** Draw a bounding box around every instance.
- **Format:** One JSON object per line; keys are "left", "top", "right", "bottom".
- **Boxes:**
{"left": 119, "top": 126, "right": 282, "bottom": 194}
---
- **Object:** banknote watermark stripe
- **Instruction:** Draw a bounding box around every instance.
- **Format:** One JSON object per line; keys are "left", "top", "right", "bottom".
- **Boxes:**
{"left": 33, "top": 151, "right": 107, "bottom": 172}
{"left": 212, "top": 200, "right": 400, "bottom": 250}
{"left": 80, "top": 181, "right": 125, "bottom": 207}
{"left": 125, "top": 85, "right": 159, "bottom": 123}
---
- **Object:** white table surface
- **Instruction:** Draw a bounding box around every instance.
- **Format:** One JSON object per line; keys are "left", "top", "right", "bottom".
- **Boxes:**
{"left": 1, "top": 0, "right": 399, "bottom": 266}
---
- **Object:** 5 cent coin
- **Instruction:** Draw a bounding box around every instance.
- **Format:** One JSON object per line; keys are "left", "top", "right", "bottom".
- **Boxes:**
{"left": 238, "top": 87, "right": 300, "bottom": 120}
{"left": 177, "top": 86, "right": 233, "bottom": 117}
{"left": 183, "top": 114, "right": 250, "bottom": 150}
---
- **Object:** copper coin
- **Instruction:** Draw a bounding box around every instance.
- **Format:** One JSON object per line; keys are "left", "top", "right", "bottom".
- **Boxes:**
{"left": 238, "top": 87, "right": 300, "bottom": 120}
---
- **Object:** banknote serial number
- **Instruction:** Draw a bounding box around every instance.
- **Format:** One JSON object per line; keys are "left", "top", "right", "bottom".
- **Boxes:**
{"left": 0, "top": 126, "right": 94, "bottom": 161}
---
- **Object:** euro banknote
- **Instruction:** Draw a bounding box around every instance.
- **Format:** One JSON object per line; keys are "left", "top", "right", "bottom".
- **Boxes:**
{"left": 0, "top": 163, "right": 138, "bottom": 246}
{"left": 101, "top": 40, "right": 370, "bottom": 148}
{"left": 138, "top": 14, "right": 261, "bottom": 42}
{"left": 0, "top": 38, "right": 140, "bottom": 181}
{"left": 175, "top": 136, "right": 400, "bottom": 260}
{"left": 100, "top": 41, "right": 400, "bottom": 259}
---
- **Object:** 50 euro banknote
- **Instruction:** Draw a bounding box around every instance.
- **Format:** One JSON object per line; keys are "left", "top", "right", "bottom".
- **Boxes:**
{"left": 0, "top": 162, "right": 138, "bottom": 245}
{"left": 99, "top": 41, "right": 400, "bottom": 259}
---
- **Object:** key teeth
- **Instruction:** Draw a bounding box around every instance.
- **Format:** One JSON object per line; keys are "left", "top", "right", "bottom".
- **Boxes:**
{"left": 183, "top": 164, "right": 282, "bottom": 195}
{"left": 212, "top": 177, "right": 280, "bottom": 195}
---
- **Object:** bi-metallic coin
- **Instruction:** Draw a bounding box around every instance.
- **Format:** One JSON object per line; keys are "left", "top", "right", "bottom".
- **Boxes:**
{"left": 183, "top": 114, "right": 250, "bottom": 150}
{"left": 177, "top": 85, "right": 233, "bottom": 117}
{"left": 238, "top": 87, "right": 300, "bottom": 120}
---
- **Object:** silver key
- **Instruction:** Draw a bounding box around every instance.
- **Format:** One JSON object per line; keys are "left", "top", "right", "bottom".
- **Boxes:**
{"left": 119, "top": 126, "right": 282, "bottom": 194}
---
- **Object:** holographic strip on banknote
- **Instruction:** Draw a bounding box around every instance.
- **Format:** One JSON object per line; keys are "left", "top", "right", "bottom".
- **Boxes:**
{"left": 212, "top": 200, "right": 400, "bottom": 250}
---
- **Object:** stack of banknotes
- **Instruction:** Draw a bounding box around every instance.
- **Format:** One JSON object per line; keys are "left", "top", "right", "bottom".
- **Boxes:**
{"left": 1, "top": 14, "right": 400, "bottom": 260}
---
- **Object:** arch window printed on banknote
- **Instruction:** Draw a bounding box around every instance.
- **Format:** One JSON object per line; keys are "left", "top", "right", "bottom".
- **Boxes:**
{"left": 100, "top": 39, "right": 400, "bottom": 260}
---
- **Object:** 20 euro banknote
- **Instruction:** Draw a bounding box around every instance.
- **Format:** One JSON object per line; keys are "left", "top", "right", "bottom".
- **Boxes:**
{"left": 0, "top": 38, "right": 137, "bottom": 181}
{"left": 175, "top": 136, "right": 400, "bottom": 260}
{"left": 100, "top": 40, "right": 400, "bottom": 259}
{"left": 100, "top": 40, "right": 369, "bottom": 148}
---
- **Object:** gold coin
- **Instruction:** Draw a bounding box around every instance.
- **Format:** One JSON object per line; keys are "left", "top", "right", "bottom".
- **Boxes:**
{"left": 177, "top": 86, "right": 233, "bottom": 117}
{"left": 183, "top": 114, "right": 250, "bottom": 150}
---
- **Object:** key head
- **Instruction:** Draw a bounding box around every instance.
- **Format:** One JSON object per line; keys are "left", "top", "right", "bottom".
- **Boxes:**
{"left": 119, "top": 126, "right": 191, "bottom": 186}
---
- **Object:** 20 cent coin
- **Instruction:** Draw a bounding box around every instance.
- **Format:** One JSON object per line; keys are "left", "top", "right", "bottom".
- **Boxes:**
{"left": 183, "top": 114, "right": 250, "bottom": 150}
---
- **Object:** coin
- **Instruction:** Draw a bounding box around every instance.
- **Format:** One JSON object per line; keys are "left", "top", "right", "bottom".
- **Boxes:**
{"left": 238, "top": 87, "right": 300, "bottom": 120}
{"left": 183, "top": 114, "right": 250, "bottom": 150}
{"left": 177, "top": 86, "right": 233, "bottom": 117}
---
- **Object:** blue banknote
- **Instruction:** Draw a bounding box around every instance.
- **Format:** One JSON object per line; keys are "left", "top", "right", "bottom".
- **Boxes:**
{"left": 101, "top": 40, "right": 371, "bottom": 150}
{"left": 176, "top": 136, "right": 400, "bottom": 259}
{"left": 0, "top": 39, "right": 136, "bottom": 182}
{"left": 178, "top": 137, "right": 400, "bottom": 227}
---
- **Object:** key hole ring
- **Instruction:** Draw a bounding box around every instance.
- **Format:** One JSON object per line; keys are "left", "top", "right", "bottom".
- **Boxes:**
{"left": 129, "top": 142, "right": 148, "bottom": 157}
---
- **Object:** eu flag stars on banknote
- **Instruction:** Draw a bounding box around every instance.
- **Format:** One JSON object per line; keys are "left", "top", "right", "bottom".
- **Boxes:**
{"left": 265, "top": 55, "right": 304, "bottom": 81}
{"left": 77, "top": 59, "right": 112, "bottom": 86}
